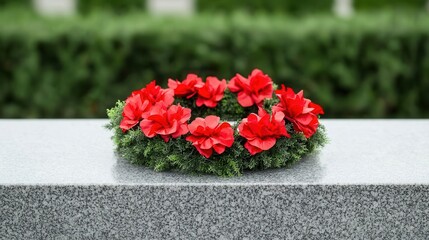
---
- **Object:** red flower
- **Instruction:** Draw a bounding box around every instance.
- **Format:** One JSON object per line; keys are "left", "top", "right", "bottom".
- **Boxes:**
{"left": 272, "top": 84, "right": 324, "bottom": 138}
{"left": 309, "top": 102, "right": 324, "bottom": 115}
{"left": 120, "top": 80, "right": 175, "bottom": 133}
{"left": 168, "top": 74, "right": 203, "bottom": 99}
{"left": 120, "top": 94, "right": 151, "bottom": 132}
{"left": 238, "top": 111, "right": 290, "bottom": 155}
{"left": 186, "top": 115, "right": 234, "bottom": 158}
{"left": 132, "top": 80, "right": 174, "bottom": 108}
{"left": 228, "top": 69, "right": 273, "bottom": 107}
{"left": 140, "top": 103, "right": 191, "bottom": 142}
{"left": 195, "top": 77, "right": 227, "bottom": 108}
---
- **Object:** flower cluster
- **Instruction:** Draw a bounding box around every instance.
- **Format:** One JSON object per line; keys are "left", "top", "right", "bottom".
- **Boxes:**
{"left": 238, "top": 110, "right": 290, "bottom": 155}
{"left": 118, "top": 69, "right": 324, "bottom": 159}
{"left": 186, "top": 116, "right": 234, "bottom": 158}
{"left": 228, "top": 69, "right": 273, "bottom": 107}
{"left": 140, "top": 103, "right": 191, "bottom": 142}
{"left": 169, "top": 74, "right": 226, "bottom": 108}
{"left": 120, "top": 81, "right": 174, "bottom": 132}
{"left": 273, "top": 85, "right": 324, "bottom": 138}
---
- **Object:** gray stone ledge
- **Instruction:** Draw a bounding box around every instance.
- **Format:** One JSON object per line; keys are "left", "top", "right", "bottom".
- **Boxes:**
{"left": 1, "top": 120, "right": 429, "bottom": 238}
{"left": 1, "top": 185, "right": 429, "bottom": 239}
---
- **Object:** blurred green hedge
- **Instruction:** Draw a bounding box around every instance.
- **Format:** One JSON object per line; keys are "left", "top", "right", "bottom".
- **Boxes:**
{"left": 79, "top": 0, "right": 333, "bottom": 15}
{"left": 78, "top": 0, "right": 145, "bottom": 14}
{"left": 1, "top": 11, "right": 429, "bottom": 118}
{"left": 80, "top": 0, "right": 333, "bottom": 15}
{"left": 355, "top": 0, "right": 426, "bottom": 10}
{"left": 79, "top": 0, "right": 426, "bottom": 14}
{"left": 197, "top": 0, "right": 332, "bottom": 15}
{"left": 1, "top": 0, "right": 426, "bottom": 15}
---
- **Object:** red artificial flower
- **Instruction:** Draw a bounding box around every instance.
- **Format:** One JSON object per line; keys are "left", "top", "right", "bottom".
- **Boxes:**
{"left": 195, "top": 77, "right": 227, "bottom": 108}
{"left": 309, "top": 102, "right": 324, "bottom": 115}
{"left": 132, "top": 80, "right": 174, "bottom": 108}
{"left": 186, "top": 115, "right": 234, "bottom": 158}
{"left": 120, "top": 94, "right": 152, "bottom": 132}
{"left": 238, "top": 111, "right": 290, "bottom": 155}
{"left": 272, "top": 84, "right": 324, "bottom": 138}
{"left": 140, "top": 103, "right": 191, "bottom": 142}
{"left": 120, "top": 80, "right": 175, "bottom": 132}
{"left": 228, "top": 69, "right": 274, "bottom": 107}
{"left": 168, "top": 74, "right": 203, "bottom": 99}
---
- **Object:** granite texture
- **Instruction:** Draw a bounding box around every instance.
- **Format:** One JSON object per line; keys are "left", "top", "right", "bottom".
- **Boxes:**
{"left": 1, "top": 185, "right": 429, "bottom": 239}
{"left": 1, "top": 120, "right": 429, "bottom": 239}
{"left": 1, "top": 119, "right": 429, "bottom": 184}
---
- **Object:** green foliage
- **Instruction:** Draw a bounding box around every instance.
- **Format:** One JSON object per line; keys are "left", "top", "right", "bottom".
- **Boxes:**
{"left": 175, "top": 90, "right": 259, "bottom": 121}
{"left": 106, "top": 100, "right": 328, "bottom": 177}
{"left": 78, "top": 0, "right": 146, "bottom": 14}
{"left": 197, "top": 0, "right": 332, "bottom": 15}
{"left": 0, "top": 0, "right": 330, "bottom": 15}
{"left": 78, "top": 0, "right": 332, "bottom": 15}
{"left": 1, "top": 11, "right": 429, "bottom": 118}
{"left": 77, "top": 0, "right": 427, "bottom": 14}
{"left": 0, "top": 0, "right": 30, "bottom": 7}
{"left": 0, "top": 0, "right": 426, "bottom": 14}
{"left": 355, "top": 0, "right": 426, "bottom": 11}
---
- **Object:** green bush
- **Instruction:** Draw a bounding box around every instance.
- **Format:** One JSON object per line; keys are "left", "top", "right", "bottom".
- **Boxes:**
{"left": 1, "top": 0, "right": 427, "bottom": 14}
{"left": 197, "top": 0, "right": 332, "bottom": 15}
{"left": 78, "top": 0, "right": 145, "bottom": 14}
{"left": 0, "top": 0, "right": 30, "bottom": 8}
{"left": 1, "top": 11, "right": 429, "bottom": 118}
{"left": 1, "top": 0, "right": 426, "bottom": 15}
{"left": 78, "top": 0, "right": 429, "bottom": 15}
{"left": 80, "top": 0, "right": 332, "bottom": 15}
{"left": 355, "top": 0, "right": 426, "bottom": 11}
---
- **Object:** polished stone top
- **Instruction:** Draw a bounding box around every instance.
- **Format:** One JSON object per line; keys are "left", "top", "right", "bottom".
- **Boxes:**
{"left": 0, "top": 119, "right": 428, "bottom": 185}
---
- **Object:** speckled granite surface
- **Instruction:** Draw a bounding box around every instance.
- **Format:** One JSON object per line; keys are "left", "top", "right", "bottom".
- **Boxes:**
{"left": 1, "top": 120, "right": 429, "bottom": 239}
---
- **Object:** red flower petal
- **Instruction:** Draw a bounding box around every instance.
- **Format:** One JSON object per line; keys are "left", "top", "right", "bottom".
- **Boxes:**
{"left": 239, "top": 111, "right": 289, "bottom": 155}
{"left": 215, "top": 123, "right": 234, "bottom": 147}
{"left": 212, "top": 144, "right": 226, "bottom": 155}
{"left": 273, "top": 84, "right": 322, "bottom": 138}
{"left": 120, "top": 94, "right": 151, "bottom": 132}
{"left": 140, "top": 119, "right": 156, "bottom": 138}
{"left": 197, "top": 85, "right": 212, "bottom": 99}
{"left": 140, "top": 104, "right": 191, "bottom": 140}
{"left": 133, "top": 80, "right": 174, "bottom": 108}
{"left": 194, "top": 145, "right": 213, "bottom": 159}
{"left": 228, "top": 74, "right": 248, "bottom": 92}
{"left": 200, "top": 138, "right": 213, "bottom": 150}
{"left": 248, "top": 137, "right": 276, "bottom": 150}
{"left": 309, "top": 102, "right": 324, "bottom": 115}
{"left": 244, "top": 142, "right": 263, "bottom": 155}
{"left": 120, "top": 119, "right": 139, "bottom": 133}
{"left": 188, "top": 118, "right": 205, "bottom": 134}
{"left": 228, "top": 69, "right": 273, "bottom": 107}
{"left": 195, "top": 77, "right": 226, "bottom": 108}
{"left": 167, "top": 79, "right": 178, "bottom": 89}
{"left": 160, "top": 135, "right": 170, "bottom": 143}
{"left": 205, "top": 115, "right": 220, "bottom": 129}
{"left": 186, "top": 115, "right": 234, "bottom": 158}
{"left": 237, "top": 91, "right": 254, "bottom": 107}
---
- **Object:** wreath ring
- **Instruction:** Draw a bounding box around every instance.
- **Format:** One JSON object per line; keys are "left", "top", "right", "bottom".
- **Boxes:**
{"left": 107, "top": 69, "right": 327, "bottom": 177}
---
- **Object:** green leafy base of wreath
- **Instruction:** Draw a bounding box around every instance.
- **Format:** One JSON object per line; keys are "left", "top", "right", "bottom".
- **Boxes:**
{"left": 106, "top": 91, "right": 328, "bottom": 177}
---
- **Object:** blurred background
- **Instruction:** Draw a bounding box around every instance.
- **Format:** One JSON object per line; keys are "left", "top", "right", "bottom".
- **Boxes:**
{"left": 0, "top": 0, "right": 428, "bottom": 118}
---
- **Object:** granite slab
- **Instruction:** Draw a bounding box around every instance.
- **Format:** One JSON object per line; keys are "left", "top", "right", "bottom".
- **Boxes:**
{"left": 1, "top": 119, "right": 429, "bottom": 239}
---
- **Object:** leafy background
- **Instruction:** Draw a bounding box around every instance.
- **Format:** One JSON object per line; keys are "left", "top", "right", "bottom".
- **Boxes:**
{"left": 1, "top": 0, "right": 428, "bottom": 118}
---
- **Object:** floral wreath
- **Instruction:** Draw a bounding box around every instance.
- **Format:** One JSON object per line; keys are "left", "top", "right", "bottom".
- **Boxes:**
{"left": 107, "top": 69, "right": 327, "bottom": 176}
